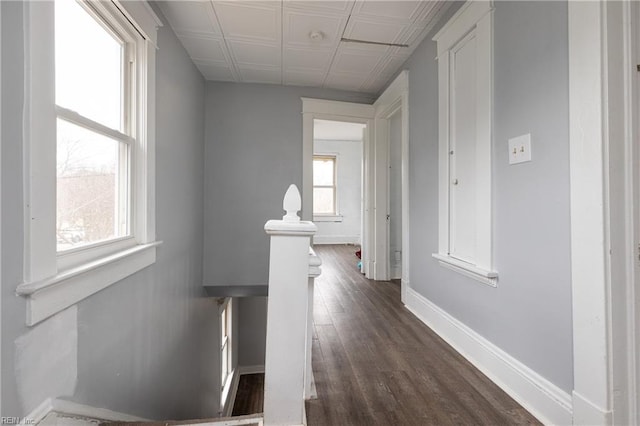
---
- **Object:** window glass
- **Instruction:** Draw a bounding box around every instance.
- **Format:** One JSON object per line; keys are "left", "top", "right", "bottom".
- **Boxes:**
{"left": 55, "top": 0, "right": 123, "bottom": 131}
{"left": 56, "top": 119, "right": 128, "bottom": 251}
{"left": 313, "top": 158, "right": 334, "bottom": 186}
{"left": 313, "top": 188, "right": 335, "bottom": 215}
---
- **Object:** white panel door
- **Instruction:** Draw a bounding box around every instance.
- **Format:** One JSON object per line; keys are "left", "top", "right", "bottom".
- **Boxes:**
{"left": 449, "top": 32, "right": 477, "bottom": 263}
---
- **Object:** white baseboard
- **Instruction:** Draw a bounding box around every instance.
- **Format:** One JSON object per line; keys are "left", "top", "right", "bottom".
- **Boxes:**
{"left": 312, "top": 235, "right": 360, "bottom": 245}
{"left": 24, "top": 398, "right": 149, "bottom": 424}
{"left": 572, "top": 391, "right": 612, "bottom": 425}
{"left": 238, "top": 365, "right": 265, "bottom": 375}
{"left": 404, "top": 287, "right": 573, "bottom": 426}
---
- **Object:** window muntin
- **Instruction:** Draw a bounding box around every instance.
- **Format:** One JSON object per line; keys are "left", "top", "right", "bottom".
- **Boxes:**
{"left": 313, "top": 156, "right": 337, "bottom": 215}
{"left": 54, "top": 0, "right": 134, "bottom": 253}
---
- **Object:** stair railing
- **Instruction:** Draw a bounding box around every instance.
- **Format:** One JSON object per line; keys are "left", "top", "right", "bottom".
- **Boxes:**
{"left": 263, "top": 184, "right": 321, "bottom": 426}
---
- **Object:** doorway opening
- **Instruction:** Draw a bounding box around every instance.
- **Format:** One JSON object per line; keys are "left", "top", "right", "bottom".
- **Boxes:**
{"left": 312, "top": 120, "right": 366, "bottom": 252}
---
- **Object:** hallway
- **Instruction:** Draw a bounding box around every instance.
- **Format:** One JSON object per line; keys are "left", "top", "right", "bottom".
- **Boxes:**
{"left": 305, "top": 245, "right": 540, "bottom": 426}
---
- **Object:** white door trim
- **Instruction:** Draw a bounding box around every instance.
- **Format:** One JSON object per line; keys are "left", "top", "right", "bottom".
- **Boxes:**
{"left": 568, "top": 1, "right": 638, "bottom": 424}
{"left": 372, "top": 71, "right": 410, "bottom": 297}
{"left": 301, "top": 99, "right": 375, "bottom": 276}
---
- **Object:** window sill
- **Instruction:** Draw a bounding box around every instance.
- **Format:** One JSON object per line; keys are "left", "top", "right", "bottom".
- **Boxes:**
{"left": 431, "top": 253, "right": 498, "bottom": 287}
{"left": 313, "top": 215, "right": 343, "bottom": 222}
{"left": 16, "top": 241, "right": 162, "bottom": 326}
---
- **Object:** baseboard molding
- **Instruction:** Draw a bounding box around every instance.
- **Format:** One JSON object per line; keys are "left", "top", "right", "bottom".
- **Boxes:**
{"left": 572, "top": 391, "right": 612, "bottom": 425}
{"left": 25, "top": 398, "right": 149, "bottom": 424}
{"left": 238, "top": 365, "right": 265, "bottom": 375}
{"left": 404, "top": 287, "right": 573, "bottom": 426}
{"left": 312, "top": 235, "right": 360, "bottom": 245}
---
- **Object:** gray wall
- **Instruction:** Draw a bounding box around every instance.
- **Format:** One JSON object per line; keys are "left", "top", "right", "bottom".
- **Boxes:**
{"left": 403, "top": 1, "right": 573, "bottom": 392}
{"left": 203, "top": 83, "right": 373, "bottom": 288}
{"left": 2, "top": 3, "right": 221, "bottom": 419}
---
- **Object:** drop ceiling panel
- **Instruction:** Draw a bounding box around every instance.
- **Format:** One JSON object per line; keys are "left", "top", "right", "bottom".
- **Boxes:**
{"left": 345, "top": 17, "right": 409, "bottom": 45}
{"left": 352, "top": 0, "right": 426, "bottom": 22}
{"left": 194, "top": 61, "right": 236, "bottom": 82}
{"left": 284, "top": 10, "right": 347, "bottom": 48}
{"left": 284, "top": 47, "right": 333, "bottom": 71}
{"left": 214, "top": 2, "right": 281, "bottom": 43}
{"left": 285, "top": 1, "right": 355, "bottom": 15}
{"left": 158, "top": 2, "right": 221, "bottom": 36}
{"left": 227, "top": 40, "right": 281, "bottom": 68}
{"left": 178, "top": 35, "right": 229, "bottom": 63}
{"left": 332, "top": 47, "right": 386, "bottom": 74}
{"left": 284, "top": 70, "right": 326, "bottom": 87}
{"left": 238, "top": 67, "right": 282, "bottom": 84}
{"left": 160, "top": 0, "right": 452, "bottom": 94}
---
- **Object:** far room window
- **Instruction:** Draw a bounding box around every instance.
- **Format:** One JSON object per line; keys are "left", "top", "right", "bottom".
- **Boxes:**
{"left": 55, "top": 0, "right": 131, "bottom": 252}
{"left": 313, "top": 156, "right": 337, "bottom": 215}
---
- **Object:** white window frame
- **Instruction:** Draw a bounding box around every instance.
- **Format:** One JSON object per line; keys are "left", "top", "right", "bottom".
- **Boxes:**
{"left": 431, "top": 1, "right": 498, "bottom": 286}
{"left": 312, "top": 154, "right": 340, "bottom": 219}
{"left": 16, "top": 1, "right": 162, "bottom": 326}
{"left": 219, "top": 298, "right": 234, "bottom": 412}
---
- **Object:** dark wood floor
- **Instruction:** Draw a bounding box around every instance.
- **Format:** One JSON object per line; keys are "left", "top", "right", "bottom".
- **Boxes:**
{"left": 304, "top": 244, "right": 540, "bottom": 426}
{"left": 232, "top": 373, "right": 265, "bottom": 416}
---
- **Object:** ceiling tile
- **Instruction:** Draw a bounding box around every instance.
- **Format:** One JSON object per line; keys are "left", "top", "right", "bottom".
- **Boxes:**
{"left": 352, "top": 0, "right": 426, "bottom": 22}
{"left": 284, "top": 1, "right": 355, "bottom": 15}
{"left": 283, "top": 9, "right": 347, "bottom": 48}
{"left": 324, "top": 72, "right": 370, "bottom": 92}
{"left": 227, "top": 40, "right": 281, "bottom": 68}
{"left": 238, "top": 67, "right": 282, "bottom": 84}
{"left": 332, "top": 48, "right": 385, "bottom": 74}
{"left": 284, "top": 70, "right": 326, "bottom": 87}
{"left": 345, "top": 16, "right": 410, "bottom": 45}
{"left": 158, "top": 1, "right": 221, "bottom": 36}
{"left": 194, "top": 61, "right": 236, "bottom": 82}
{"left": 213, "top": 2, "right": 282, "bottom": 43}
{"left": 284, "top": 47, "right": 333, "bottom": 71}
{"left": 177, "top": 35, "right": 229, "bottom": 63}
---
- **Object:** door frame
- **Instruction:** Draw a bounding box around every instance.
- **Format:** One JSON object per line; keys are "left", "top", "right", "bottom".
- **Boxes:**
{"left": 301, "top": 98, "right": 375, "bottom": 276}
{"left": 568, "top": 1, "right": 638, "bottom": 424}
{"left": 372, "top": 71, "right": 410, "bottom": 298}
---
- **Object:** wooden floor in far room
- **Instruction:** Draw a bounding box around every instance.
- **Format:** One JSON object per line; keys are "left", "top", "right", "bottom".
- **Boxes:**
{"left": 231, "top": 244, "right": 540, "bottom": 425}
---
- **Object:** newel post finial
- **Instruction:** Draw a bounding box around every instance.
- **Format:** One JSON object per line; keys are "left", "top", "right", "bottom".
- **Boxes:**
{"left": 283, "top": 184, "right": 301, "bottom": 223}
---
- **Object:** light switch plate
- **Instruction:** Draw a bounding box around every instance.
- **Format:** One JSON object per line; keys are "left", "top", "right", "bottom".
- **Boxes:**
{"left": 508, "top": 133, "right": 532, "bottom": 165}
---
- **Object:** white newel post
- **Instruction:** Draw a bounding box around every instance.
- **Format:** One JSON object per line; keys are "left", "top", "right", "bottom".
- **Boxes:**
{"left": 305, "top": 248, "right": 322, "bottom": 400}
{"left": 264, "top": 185, "right": 317, "bottom": 426}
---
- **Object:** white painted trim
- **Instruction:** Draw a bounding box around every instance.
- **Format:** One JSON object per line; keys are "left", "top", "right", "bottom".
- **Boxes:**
{"left": 17, "top": 242, "right": 160, "bottom": 326}
{"left": 222, "top": 368, "right": 238, "bottom": 417}
{"left": 312, "top": 235, "right": 360, "bottom": 245}
{"left": 301, "top": 98, "right": 374, "bottom": 279}
{"left": 24, "top": 398, "right": 149, "bottom": 424}
{"left": 568, "top": 2, "right": 616, "bottom": 424}
{"left": 431, "top": 253, "right": 498, "bottom": 287}
{"left": 20, "top": 0, "right": 160, "bottom": 326}
{"left": 433, "top": 1, "right": 495, "bottom": 280}
{"left": 237, "top": 365, "right": 266, "bottom": 375}
{"left": 372, "top": 70, "right": 410, "bottom": 288}
{"left": 312, "top": 215, "right": 343, "bottom": 222}
{"left": 404, "top": 287, "right": 573, "bottom": 426}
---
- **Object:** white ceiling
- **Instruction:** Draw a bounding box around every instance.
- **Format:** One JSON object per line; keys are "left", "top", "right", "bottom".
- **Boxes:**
{"left": 157, "top": 1, "right": 451, "bottom": 94}
{"left": 314, "top": 119, "right": 365, "bottom": 141}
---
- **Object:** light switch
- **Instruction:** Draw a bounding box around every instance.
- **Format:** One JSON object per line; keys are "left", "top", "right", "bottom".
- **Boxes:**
{"left": 508, "top": 133, "right": 532, "bottom": 165}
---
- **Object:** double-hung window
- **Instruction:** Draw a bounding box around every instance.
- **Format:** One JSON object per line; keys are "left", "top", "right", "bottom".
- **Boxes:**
{"left": 55, "top": 0, "right": 132, "bottom": 253}
{"left": 220, "top": 298, "right": 234, "bottom": 411}
{"left": 17, "top": 0, "right": 161, "bottom": 326}
{"left": 312, "top": 155, "right": 337, "bottom": 216}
